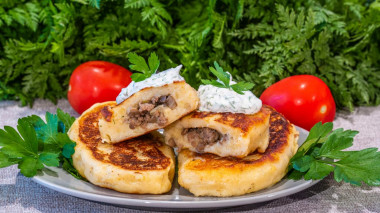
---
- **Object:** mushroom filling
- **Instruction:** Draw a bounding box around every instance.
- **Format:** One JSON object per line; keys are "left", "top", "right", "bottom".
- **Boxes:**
{"left": 127, "top": 95, "right": 177, "bottom": 129}
{"left": 182, "top": 127, "right": 225, "bottom": 151}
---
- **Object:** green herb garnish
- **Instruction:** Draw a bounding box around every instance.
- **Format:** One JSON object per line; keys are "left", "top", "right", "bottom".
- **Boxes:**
{"left": 201, "top": 61, "right": 254, "bottom": 95}
{"left": 288, "top": 122, "right": 380, "bottom": 186}
{"left": 0, "top": 108, "right": 82, "bottom": 179}
{"left": 128, "top": 52, "right": 160, "bottom": 82}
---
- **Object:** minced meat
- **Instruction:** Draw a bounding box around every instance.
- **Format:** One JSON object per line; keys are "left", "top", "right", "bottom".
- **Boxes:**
{"left": 182, "top": 127, "right": 224, "bottom": 151}
{"left": 127, "top": 95, "right": 177, "bottom": 129}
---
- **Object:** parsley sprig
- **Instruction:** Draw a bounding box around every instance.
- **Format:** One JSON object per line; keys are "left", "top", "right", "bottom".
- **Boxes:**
{"left": 2, "top": 107, "right": 379, "bottom": 187}
{"left": 288, "top": 122, "right": 380, "bottom": 186}
{"left": 0, "top": 109, "right": 83, "bottom": 179}
{"left": 201, "top": 61, "right": 255, "bottom": 95}
{"left": 128, "top": 52, "right": 160, "bottom": 82}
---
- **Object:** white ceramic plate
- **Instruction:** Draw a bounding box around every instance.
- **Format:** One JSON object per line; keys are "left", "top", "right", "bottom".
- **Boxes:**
{"left": 33, "top": 126, "right": 319, "bottom": 209}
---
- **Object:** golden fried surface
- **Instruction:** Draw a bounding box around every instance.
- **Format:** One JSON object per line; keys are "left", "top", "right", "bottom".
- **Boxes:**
{"left": 68, "top": 102, "right": 175, "bottom": 194}
{"left": 164, "top": 106, "right": 271, "bottom": 158}
{"left": 177, "top": 106, "right": 299, "bottom": 197}
{"left": 189, "top": 107, "right": 271, "bottom": 136}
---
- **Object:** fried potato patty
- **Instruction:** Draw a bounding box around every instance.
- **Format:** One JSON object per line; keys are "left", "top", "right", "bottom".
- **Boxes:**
{"left": 98, "top": 81, "right": 199, "bottom": 144}
{"left": 68, "top": 102, "right": 175, "bottom": 194}
{"left": 164, "top": 106, "right": 271, "bottom": 158}
{"left": 177, "top": 106, "right": 299, "bottom": 197}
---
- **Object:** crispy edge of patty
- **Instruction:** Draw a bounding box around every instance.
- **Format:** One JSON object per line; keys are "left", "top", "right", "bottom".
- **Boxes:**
{"left": 177, "top": 106, "right": 299, "bottom": 196}
{"left": 70, "top": 101, "right": 174, "bottom": 171}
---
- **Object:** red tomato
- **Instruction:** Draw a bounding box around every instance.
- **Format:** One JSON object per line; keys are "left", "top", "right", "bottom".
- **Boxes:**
{"left": 260, "top": 75, "right": 336, "bottom": 131}
{"left": 68, "top": 61, "right": 132, "bottom": 114}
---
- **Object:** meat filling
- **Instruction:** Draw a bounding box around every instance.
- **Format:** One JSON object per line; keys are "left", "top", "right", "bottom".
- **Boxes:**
{"left": 128, "top": 95, "right": 177, "bottom": 129}
{"left": 182, "top": 127, "right": 224, "bottom": 151}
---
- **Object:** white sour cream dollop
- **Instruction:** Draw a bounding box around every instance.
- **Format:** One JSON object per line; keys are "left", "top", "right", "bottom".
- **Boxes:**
{"left": 197, "top": 83, "right": 262, "bottom": 114}
{"left": 116, "top": 65, "right": 184, "bottom": 104}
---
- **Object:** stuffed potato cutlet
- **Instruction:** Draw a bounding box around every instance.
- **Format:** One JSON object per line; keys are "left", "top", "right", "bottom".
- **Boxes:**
{"left": 177, "top": 106, "right": 299, "bottom": 197}
{"left": 68, "top": 102, "right": 175, "bottom": 194}
{"left": 164, "top": 106, "right": 271, "bottom": 158}
{"left": 98, "top": 81, "right": 199, "bottom": 144}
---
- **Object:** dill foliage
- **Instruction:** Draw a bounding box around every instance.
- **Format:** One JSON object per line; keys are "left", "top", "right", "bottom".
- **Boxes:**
{"left": 0, "top": 0, "right": 379, "bottom": 110}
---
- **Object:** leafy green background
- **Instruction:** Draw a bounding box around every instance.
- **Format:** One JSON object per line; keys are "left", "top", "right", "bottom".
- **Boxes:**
{"left": 1, "top": 0, "right": 379, "bottom": 110}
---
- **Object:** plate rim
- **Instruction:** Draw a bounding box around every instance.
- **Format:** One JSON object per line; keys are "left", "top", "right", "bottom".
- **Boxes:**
{"left": 32, "top": 126, "right": 321, "bottom": 209}
{"left": 33, "top": 175, "right": 320, "bottom": 208}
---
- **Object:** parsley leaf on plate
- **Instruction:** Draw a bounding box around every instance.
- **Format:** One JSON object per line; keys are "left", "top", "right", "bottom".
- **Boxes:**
{"left": 128, "top": 52, "right": 160, "bottom": 82}
{"left": 0, "top": 117, "right": 44, "bottom": 177}
{"left": 0, "top": 108, "right": 80, "bottom": 178}
{"left": 288, "top": 122, "right": 380, "bottom": 186}
{"left": 202, "top": 61, "right": 254, "bottom": 95}
{"left": 333, "top": 148, "right": 380, "bottom": 186}
{"left": 57, "top": 108, "right": 75, "bottom": 133}
{"left": 304, "top": 161, "right": 334, "bottom": 180}
{"left": 62, "top": 158, "right": 86, "bottom": 181}
{"left": 39, "top": 152, "right": 60, "bottom": 167}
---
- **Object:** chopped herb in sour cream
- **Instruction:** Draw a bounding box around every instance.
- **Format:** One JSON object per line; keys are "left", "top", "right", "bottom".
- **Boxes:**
{"left": 198, "top": 84, "right": 262, "bottom": 114}
{"left": 199, "top": 61, "right": 261, "bottom": 114}
{"left": 116, "top": 65, "right": 184, "bottom": 104}
{"left": 116, "top": 52, "right": 185, "bottom": 104}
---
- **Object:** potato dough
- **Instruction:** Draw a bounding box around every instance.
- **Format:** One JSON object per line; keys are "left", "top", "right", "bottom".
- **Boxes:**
{"left": 164, "top": 106, "right": 271, "bottom": 158}
{"left": 98, "top": 81, "right": 199, "bottom": 144}
{"left": 68, "top": 102, "right": 175, "bottom": 194}
{"left": 177, "top": 106, "right": 299, "bottom": 197}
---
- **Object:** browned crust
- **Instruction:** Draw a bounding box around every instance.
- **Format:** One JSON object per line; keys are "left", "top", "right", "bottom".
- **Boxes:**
{"left": 185, "top": 105, "right": 293, "bottom": 170}
{"left": 78, "top": 103, "right": 171, "bottom": 171}
{"left": 100, "top": 106, "right": 113, "bottom": 122}
{"left": 189, "top": 106, "right": 270, "bottom": 135}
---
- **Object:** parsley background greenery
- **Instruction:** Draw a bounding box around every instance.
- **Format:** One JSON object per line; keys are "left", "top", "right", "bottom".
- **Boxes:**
{"left": 0, "top": 0, "right": 379, "bottom": 110}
